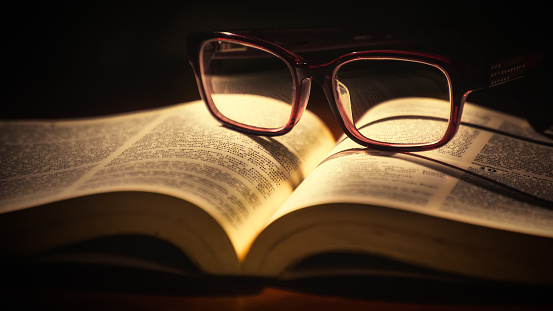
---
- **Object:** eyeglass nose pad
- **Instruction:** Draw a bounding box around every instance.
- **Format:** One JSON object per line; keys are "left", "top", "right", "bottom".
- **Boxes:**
{"left": 336, "top": 79, "right": 352, "bottom": 119}
{"left": 294, "top": 78, "right": 312, "bottom": 125}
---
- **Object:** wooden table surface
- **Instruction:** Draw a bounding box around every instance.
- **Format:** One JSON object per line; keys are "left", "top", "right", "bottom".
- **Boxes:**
{"left": 2, "top": 262, "right": 552, "bottom": 310}
{"left": 10, "top": 287, "right": 552, "bottom": 311}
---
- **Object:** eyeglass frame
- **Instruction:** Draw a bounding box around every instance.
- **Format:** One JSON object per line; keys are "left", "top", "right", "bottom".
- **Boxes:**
{"left": 187, "top": 30, "right": 544, "bottom": 152}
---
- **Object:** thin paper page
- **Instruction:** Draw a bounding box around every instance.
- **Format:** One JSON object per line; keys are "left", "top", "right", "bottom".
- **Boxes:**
{"left": 274, "top": 101, "right": 553, "bottom": 237}
{"left": 0, "top": 100, "right": 335, "bottom": 260}
{"left": 0, "top": 110, "right": 162, "bottom": 212}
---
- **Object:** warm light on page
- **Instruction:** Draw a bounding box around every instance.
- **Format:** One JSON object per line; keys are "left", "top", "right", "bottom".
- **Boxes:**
{"left": 355, "top": 97, "right": 451, "bottom": 144}
{"left": 211, "top": 94, "right": 293, "bottom": 129}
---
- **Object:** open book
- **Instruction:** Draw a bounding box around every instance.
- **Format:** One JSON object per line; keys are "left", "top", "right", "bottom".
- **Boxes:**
{"left": 1, "top": 99, "right": 552, "bottom": 285}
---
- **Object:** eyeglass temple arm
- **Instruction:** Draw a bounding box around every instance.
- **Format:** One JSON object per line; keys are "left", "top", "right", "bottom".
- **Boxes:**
{"left": 479, "top": 50, "right": 545, "bottom": 89}
{"left": 473, "top": 49, "right": 552, "bottom": 137}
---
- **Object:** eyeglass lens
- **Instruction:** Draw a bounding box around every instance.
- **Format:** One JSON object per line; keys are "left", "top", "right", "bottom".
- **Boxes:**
{"left": 334, "top": 59, "right": 451, "bottom": 145}
{"left": 200, "top": 40, "right": 295, "bottom": 129}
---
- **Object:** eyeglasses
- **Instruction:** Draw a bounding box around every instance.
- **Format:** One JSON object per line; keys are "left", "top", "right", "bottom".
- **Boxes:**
{"left": 187, "top": 29, "right": 544, "bottom": 151}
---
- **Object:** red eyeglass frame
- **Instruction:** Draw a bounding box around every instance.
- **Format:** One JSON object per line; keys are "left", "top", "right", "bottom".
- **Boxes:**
{"left": 187, "top": 30, "right": 544, "bottom": 152}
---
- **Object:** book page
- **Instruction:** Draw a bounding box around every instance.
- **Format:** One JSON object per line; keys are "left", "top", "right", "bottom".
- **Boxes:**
{"left": 1, "top": 111, "right": 161, "bottom": 211}
{"left": 0, "top": 100, "right": 335, "bottom": 260}
{"left": 273, "top": 101, "right": 553, "bottom": 238}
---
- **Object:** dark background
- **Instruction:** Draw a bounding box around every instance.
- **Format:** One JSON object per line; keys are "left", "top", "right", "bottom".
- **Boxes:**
{"left": 1, "top": 1, "right": 550, "bottom": 123}
{"left": 1, "top": 2, "right": 552, "bottom": 307}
